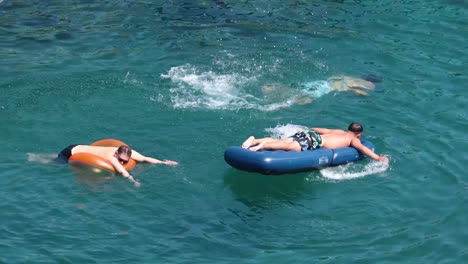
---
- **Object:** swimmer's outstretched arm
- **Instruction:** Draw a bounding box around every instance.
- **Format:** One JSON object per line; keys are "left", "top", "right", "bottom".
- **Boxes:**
{"left": 131, "top": 150, "right": 178, "bottom": 166}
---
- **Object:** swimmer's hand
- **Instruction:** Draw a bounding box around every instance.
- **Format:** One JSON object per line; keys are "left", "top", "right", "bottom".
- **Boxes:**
{"left": 378, "top": 156, "right": 389, "bottom": 164}
{"left": 162, "top": 160, "right": 178, "bottom": 166}
{"left": 125, "top": 174, "right": 140, "bottom": 187}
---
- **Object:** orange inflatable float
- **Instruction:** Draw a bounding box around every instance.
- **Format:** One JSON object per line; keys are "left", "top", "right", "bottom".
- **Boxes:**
{"left": 69, "top": 139, "right": 137, "bottom": 174}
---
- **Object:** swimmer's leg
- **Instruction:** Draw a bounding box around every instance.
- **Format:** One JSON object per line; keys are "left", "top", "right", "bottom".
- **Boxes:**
{"left": 342, "top": 76, "right": 375, "bottom": 90}
{"left": 328, "top": 76, "right": 375, "bottom": 91}
{"left": 242, "top": 137, "right": 278, "bottom": 149}
{"left": 327, "top": 76, "right": 375, "bottom": 97}
{"left": 349, "top": 89, "right": 369, "bottom": 96}
{"left": 250, "top": 138, "right": 300, "bottom": 151}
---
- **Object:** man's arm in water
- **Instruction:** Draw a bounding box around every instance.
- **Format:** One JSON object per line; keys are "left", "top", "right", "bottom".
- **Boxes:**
{"left": 351, "top": 138, "right": 388, "bottom": 163}
{"left": 131, "top": 150, "right": 178, "bottom": 166}
{"left": 110, "top": 158, "right": 141, "bottom": 187}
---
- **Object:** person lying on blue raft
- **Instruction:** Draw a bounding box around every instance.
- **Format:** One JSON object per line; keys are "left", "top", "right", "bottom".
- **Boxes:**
{"left": 242, "top": 122, "right": 388, "bottom": 163}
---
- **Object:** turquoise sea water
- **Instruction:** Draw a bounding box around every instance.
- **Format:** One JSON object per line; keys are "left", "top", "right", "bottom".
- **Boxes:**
{"left": 1, "top": 0, "right": 467, "bottom": 263}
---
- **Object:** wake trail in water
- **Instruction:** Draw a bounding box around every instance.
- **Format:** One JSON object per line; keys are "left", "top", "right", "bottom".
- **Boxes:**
{"left": 27, "top": 153, "right": 57, "bottom": 164}
{"left": 320, "top": 160, "right": 389, "bottom": 180}
{"left": 265, "top": 123, "right": 307, "bottom": 139}
{"left": 161, "top": 64, "right": 256, "bottom": 110}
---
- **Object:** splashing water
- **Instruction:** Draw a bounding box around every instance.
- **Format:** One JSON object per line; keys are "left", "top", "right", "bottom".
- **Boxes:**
{"left": 161, "top": 64, "right": 254, "bottom": 110}
{"left": 320, "top": 159, "right": 389, "bottom": 181}
{"left": 159, "top": 64, "right": 352, "bottom": 111}
{"left": 301, "top": 80, "right": 332, "bottom": 98}
{"left": 160, "top": 64, "right": 299, "bottom": 111}
{"left": 265, "top": 123, "right": 307, "bottom": 139}
{"left": 27, "top": 153, "right": 58, "bottom": 164}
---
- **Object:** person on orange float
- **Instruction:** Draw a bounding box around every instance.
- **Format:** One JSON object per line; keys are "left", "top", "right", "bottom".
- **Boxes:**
{"left": 56, "top": 144, "right": 178, "bottom": 187}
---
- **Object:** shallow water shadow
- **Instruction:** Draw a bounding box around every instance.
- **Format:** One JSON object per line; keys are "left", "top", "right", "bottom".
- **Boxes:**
{"left": 223, "top": 168, "right": 318, "bottom": 209}
{"left": 27, "top": 153, "right": 117, "bottom": 187}
{"left": 69, "top": 165, "right": 115, "bottom": 187}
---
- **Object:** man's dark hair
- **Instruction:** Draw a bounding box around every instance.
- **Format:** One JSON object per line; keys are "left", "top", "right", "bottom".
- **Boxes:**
{"left": 117, "top": 145, "right": 132, "bottom": 157}
{"left": 348, "top": 122, "right": 363, "bottom": 133}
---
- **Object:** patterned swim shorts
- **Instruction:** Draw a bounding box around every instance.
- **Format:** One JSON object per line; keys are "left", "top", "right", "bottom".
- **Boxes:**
{"left": 289, "top": 130, "right": 322, "bottom": 151}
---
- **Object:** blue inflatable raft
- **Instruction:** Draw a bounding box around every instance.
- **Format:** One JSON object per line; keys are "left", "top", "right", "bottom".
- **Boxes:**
{"left": 224, "top": 141, "right": 374, "bottom": 174}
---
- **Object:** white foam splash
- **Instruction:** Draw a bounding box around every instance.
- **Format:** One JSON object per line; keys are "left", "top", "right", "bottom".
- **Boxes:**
{"left": 27, "top": 153, "right": 57, "bottom": 164}
{"left": 160, "top": 64, "right": 297, "bottom": 111}
{"left": 301, "top": 80, "right": 332, "bottom": 97}
{"left": 161, "top": 64, "right": 249, "bottom": 109}
{"left": 265, "top": 123, "right": 307, "bottom": 139}
{"left": 320, "top": 159, "right": 389, "bottom": 181}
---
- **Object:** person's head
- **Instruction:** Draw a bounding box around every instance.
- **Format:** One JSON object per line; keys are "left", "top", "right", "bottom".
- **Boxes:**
{"left": 347, "top": 122, "right": 363, "bottom": 138}
{"left": 116, "top": 145, "right": 132, "bottom": 164}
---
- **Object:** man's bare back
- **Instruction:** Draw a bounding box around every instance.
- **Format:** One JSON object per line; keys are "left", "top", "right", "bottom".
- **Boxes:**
{"left": 72, "top": 145, "right": 118, "bottom": 161}
{"left": 319, "top": 130, "right": 356, "bottom": 149}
